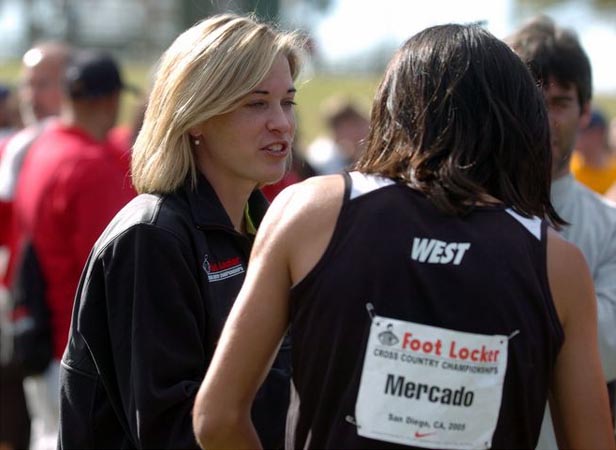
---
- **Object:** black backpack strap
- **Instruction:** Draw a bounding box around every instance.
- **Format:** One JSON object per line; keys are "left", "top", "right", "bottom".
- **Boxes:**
{"left": 8, "top": 240, "right": 53, "bottom": 375}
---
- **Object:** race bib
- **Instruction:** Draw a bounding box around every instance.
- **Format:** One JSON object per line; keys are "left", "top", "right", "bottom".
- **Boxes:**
{"left": 355, "top": 316, "right": 508, "bottom": 449}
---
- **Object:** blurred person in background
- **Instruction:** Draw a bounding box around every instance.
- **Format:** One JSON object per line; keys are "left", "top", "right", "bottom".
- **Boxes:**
{"left": 18, "top": 42, "right": 70, "bottom": 128}
{"left": 611, "top": 115, "right": 616, "bottom": 152}
{"left": 0, "top": 42, "right": 71, "bottom": 266}
{"left": 106, "top": 92, "right": 148, "bottom": 191}
{"left": 570, "top": 108, "right": 616, "bottom": 194}
{"left": 305, "top": 95, "right": 369, "bottom": 175}
{"left": 59, "top": 14, "right": 302, "bottom": 449}
{"left": 0, "top": 41, "right": 70, "bottom": 450}
{"left": 0, "top": 84, "right": 22, "bottom": 139}
{"left": 604, "top": 116, "right": 616, "bottom": 201}
{"left": 0, "top": 84, "right": 29, "bottom": 450}
{"left": 193, "top": 23, "right": 613, "bottom": 450}
{"left": 508, "top": 14, "right": 616, "bottom": 449}
{"left": 6, "top": 49, "right": 136, "bottom": 450}
{"left": 0, "top": 42, "right": 72, "bottom": 202}
{"left": 0, "top": 42, "right": 71, "bottom": 244}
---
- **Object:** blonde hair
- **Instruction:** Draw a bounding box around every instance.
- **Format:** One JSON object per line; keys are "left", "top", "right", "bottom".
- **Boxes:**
{"left": 131, "top": 14, "right": 304, "bottom": 194}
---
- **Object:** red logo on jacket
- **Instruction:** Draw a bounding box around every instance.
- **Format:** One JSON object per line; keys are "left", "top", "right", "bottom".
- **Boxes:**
{"left": 202, "top": 255, "right": 245, "bottom": 282}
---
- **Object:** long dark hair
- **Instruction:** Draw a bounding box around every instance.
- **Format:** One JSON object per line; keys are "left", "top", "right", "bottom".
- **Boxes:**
{"left": 355, "top": 23, "right": 564, "bottom": 227}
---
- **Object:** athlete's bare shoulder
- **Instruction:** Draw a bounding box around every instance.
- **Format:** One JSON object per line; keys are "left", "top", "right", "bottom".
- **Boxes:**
{"left": 257, "top": 174, "right": 346, "bottom": 285}
{"left": 546, "top": 227, "right": 595, "bottom": 327}
{"left": 546, "top": 228, "right": 590, "bottom": 279}
{"left": 272, "top": 173, "right": 344, "bottom": 215}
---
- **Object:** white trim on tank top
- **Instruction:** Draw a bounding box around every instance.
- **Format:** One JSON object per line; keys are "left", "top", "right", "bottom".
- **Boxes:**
{"left": 505, "top": 209, "right": 542, "bottom": 240}
{"left": 349, "top": 171, "right": 542, "bottom": 240}
{"left": 349, "top": 171, "right": 394, "bottom": 200}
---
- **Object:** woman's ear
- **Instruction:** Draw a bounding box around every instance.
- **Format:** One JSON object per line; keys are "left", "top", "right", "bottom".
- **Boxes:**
{"left": 578, "top": 101, "right": 592, "bottom": 130}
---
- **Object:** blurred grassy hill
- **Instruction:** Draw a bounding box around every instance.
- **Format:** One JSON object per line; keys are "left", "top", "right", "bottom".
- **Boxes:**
{"left": 295, "top": 72, "right": 378, "bottom": 147}
{"left": 1, "top": 59, "right": 615, "bottom": 149}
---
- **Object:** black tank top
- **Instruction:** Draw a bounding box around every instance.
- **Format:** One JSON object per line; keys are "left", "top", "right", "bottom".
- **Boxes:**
{"left": 286, "top": 172, "right": 563, "bottom": 450}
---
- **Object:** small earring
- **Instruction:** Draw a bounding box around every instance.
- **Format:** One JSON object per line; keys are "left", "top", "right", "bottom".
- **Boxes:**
{"left": 194, "top": 138, "right": 200, "bottom": 146}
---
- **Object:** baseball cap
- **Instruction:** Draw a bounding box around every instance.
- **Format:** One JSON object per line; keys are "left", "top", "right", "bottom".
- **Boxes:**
{"left": 65, "top": 50, "right": 138, "bottom": 99}
{"left": 587, "top": 109, "right": 607, "bottom": 129}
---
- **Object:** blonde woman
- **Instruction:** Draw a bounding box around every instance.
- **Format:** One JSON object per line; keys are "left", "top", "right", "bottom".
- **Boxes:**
{"left": 58, "top": 14, "right": 303, "bottom": 449}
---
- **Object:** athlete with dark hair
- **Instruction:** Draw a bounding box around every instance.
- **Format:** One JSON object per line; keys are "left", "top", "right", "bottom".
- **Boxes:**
{"left": 193, "top": 23, "right": 614, "bottom": 450}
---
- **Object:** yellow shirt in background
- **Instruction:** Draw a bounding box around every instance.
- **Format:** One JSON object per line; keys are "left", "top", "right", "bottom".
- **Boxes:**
{"left": 570, "top": 151, "right": 616, "bottom": 195}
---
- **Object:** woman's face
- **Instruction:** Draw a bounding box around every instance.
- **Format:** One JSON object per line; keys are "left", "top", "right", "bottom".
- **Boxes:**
{"left": 194, "top": 54, "right": 297, "bottom": 194}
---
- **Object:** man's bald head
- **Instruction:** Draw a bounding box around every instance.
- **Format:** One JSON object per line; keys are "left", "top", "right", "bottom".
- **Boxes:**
{"left": 19, "top": 41, "right": 71, "bottom": 125}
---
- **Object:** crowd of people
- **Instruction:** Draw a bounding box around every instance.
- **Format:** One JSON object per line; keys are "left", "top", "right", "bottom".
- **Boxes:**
{"left": 0, "top": 41, "right": 138, "bottom": 450}
{"left": 0, "top": 10, "right": 615, "bottom": 450}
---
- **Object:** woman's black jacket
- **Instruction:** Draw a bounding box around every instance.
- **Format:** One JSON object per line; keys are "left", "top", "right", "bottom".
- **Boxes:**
{"left": 58, "top": 174, "right": 290, "bottom": 449}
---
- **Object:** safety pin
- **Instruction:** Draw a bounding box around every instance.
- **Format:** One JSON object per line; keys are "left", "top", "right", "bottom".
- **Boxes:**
{"left": 345, "top": 415, "right": 359, "bottom": 428}
{"left": 365, "top": 302, "right": 376, "bottom": 321}
{"left": 508, "top": 329, "right": 520, "bottom": 340}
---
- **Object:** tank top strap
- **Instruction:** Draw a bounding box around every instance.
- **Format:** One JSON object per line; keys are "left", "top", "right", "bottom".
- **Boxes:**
{"left": 345, "top": 171, "right": 396, "bottom": 201}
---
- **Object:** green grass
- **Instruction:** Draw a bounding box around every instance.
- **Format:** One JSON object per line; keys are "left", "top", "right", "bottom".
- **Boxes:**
{"left": 0, "top": 60, "right": 22, "bottom": 84}
{"left": 295, "top": 73, "right": 379, "bottom": 146}
{"left": 0, "top": 58, "right": 154, "bottom": 132}
{"left": 0, "top": 59, "right": 380, "bottom": 145}
{"left": 594, "top": 97, "right": 616, "bottom": 120}
{"left": 1, "top": 58, "right": 615, "bottom": 147}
